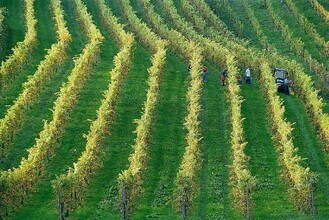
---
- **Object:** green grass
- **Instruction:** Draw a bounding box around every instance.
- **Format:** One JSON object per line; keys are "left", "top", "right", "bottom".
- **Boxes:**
{"left": 0, "top": 0, "right": 55, "bottom": 116}
{"left": 282, "top": 94, "right": 329, "bottom": 218}
{"left": 241, "top": 78, "right": 299, "bottom": 219}
{"left": 64, "top": 0, "right": 152, "bottom": 218}
{"left": 0, "top": 0, "right": 25, "bottom": 62}
{"left": 292, "top": 0, "right": 329, "bottom": 41}
{"left": 131, "top": 51, "right": 188, "bottom": 220}
{"left": 129, "top": 1, "right": 234, "bottom": 218}
{"left": 3, "top": 0, "right": 118, "bottom": 218}
{"left": 0, "top": 1, "right": 86, "bottom": 169}
{"left": 64, "top": 42, "right": 151, "bottom": 219}
{"left": 270, "top": 0, "right": 327, "bottom": 64}
{"left": 1, "top": 0, "right": 329, "bottom": 219}
{"left": 72, "top": 0, "right": 188, "bottom": 218}
{"left": 188, "top": 63, "right": 234, "bottom": 219}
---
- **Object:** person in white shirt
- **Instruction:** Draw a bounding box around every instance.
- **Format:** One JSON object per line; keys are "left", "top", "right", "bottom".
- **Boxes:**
{"left": 284, "top": 77, "right": 290, "bottom": 95}
{"left": 245, "top": 66, "right": 251, "bottom": 84}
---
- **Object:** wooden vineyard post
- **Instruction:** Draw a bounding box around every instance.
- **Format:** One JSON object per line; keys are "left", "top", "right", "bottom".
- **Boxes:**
{"left": 46, "top": 149, "right": 50, "bottom": 163}
{"left": 246, "top": 182, "right": 250, "bottom": 220}
{"left": 58, "top": 188, "right": 64, "bottom": 220}
{"left": 310, "top": 179, "right": 316, "bottom": 217}
{"left": 121, "top": 183, "right": 127, "bottom": 220}
{"left": 181, "top": 189, "right": 187, "bottom": 220}
{"left": 309, "top": 55, "right": 312, "bottom": 71}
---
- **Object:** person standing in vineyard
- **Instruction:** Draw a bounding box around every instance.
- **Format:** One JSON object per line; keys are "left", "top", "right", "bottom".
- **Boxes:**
{"left": 284, "top": 76, "right": 290, "bottom": 95}
{"left": 203, "top": 65, "right": 208, "bottom": 82}
{"left": 221, "top": 69, "right": 227, "bottom": 86}
{"left": 188, "top": 63, "right": 191, "bottom": 75}
{"left": 245, "top": 66, "right": 251, "bottom": 84}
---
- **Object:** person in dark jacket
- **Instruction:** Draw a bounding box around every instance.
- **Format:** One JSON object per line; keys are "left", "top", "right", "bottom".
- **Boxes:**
{"left": 203, "top": 65, "right": 208, "bottom": 82}
{"left": 221, "top": 69, "right": 227, "bottom": 86}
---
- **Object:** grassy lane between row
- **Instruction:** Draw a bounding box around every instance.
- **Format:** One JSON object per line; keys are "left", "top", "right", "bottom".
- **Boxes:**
{"left": 188, "top": 64, "right": 233, "bottom": 219}
{"left": 173, "top": 1, "right": 301, "bottom": 217}
{"left": 282, "top": 94, "right": 329, "bottom": 219}
{"left": 318, "top": 0, "right": 329, "bottom": 11}
{"left": 268, "top": 0, "right": 326, "bottom": 64}
{"left": 0, "top": 0, "right": 24, "bottom": 62}
{"left": 293, "top": 0, "right": 329, "bottom": 41}
{"left": 69, "top": 42, "right": 151, "bottom": 219}
{"left": 118, "top": 1, "right": 187, "bottom": 218}
{"left": 5, "top": 0, "right": 117, "bottom": 218}
{"left": 0, "top": 0, "right": 74, "bottom": 170}
{"left": 241, "top": 78, "right": 298, "bottom": 218}
{"left": 0, "top": 56, "right": 75, "bottom": 170}
{"left": 0, "top": 0, "right": 87, "bottom": 170}
{"left": 50, "top": 1, "right": 151, "bottom": 219}
{"left": 213, "top": 0, "right": 261, "bottom": 49}
{"left": 0, "top": 0, "right": 55, "bottom": 117}
{"left": 149, "top": 0, "right": 174, "bottom": 30}
{"left": 147, "top": 1, "right": 242, "bottom": 217}
{"left": 131, "top": 52, "right": 188, "bottom": 220}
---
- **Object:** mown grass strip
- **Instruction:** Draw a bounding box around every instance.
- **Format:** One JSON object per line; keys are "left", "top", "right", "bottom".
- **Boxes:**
{"left": 52, "top": 0, "right": 136, "bottom": 216}
{"left": 115, "top": 0, "right": 168, "bottom": 216}
{"left": 0, "top": 0, "right": 37, "bottom": 89}
{"left": 0, "top": 0, "right": 103, "bottom": 215}
{"left": 0, "top": 0, "right": 71, "bottom": 158}
{"left": 308, "top": 0, "right": 329, "bottom": 25}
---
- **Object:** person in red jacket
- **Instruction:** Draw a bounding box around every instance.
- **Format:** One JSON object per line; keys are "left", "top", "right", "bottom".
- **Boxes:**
{"left": 203, "top": 65, "right": 208, "bottom": 82}
{"left": 221, "top": 69, "right": 227, "bottom": 86}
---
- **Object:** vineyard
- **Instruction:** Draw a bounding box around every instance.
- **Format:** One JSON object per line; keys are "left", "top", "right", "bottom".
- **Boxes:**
{"left": 0, "top": 0, "right": 328, "bottom": 219}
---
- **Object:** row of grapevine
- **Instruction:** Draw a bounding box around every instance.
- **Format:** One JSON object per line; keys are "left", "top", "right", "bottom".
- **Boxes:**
{"left": 181, "top": 0, "right": 207, "bottom": 34}
{"left": 163, "top": 0, "right": 313, "bottom": 209}
{"left": 116, "top": 0, "right": 167, "bottom": 214}
{"left": 308, "top": 0, "right": 329, "bottom": 25}
{"left": 258, "top": 60, "right": 316, "bottom": 211}
{"left": 179, "top": 0, "right": 258, "bottom": 213}
{"left": 199, "top": 0, "right": 329, "bottom": 151}
{"left": 162, "top": 0, "right": 228, "bottom": 65}
{"left": 0, "top": 0, "right": 103, "bottom": 215}
{"left": 189, "top": 0, "right": 247, "bottom": 46}
{"left": 52, "top": 0, "right": 135, "bottom": 214}
{"left": 226, "top": 55, "right": 256, "bottom": 214}
{"left": 221, "top": 0, "right": 244, "bottom": 37}
{"left": 206, "top": 1, "right": 316, "bottom": 210}
{"left": 181, "top": 0, "right": 251, "bottom": 69}
{"left": 257, "top": 1, "right": 329, "bottom": 151}
{"left": 265, "top": 0, "right": 329, "bottom": 97}
{"left": 174, "top": 43, "right": 203, "bottom": 212}
{"left": 241, "top": 0, "right": 270, "bottom": 49}
{"left": 0, "top": 0, "right": 71, "bottom": 158}
{"left": 119, "top": 0, "right": 167, "bottom": 53}
{"left": 228, "top": 0, "right": 329, "bottom": 155}
{"left": 160, "top": 0, "right": 256, "bottom": 212}
{"left": 0, "top": 0, "right": 37, "bottom": 89}
{"left": 73, "top": 0, "right": 103, "bottom": 42}
{"left": 138, "top": 0, "right": 200, "bottom": 59}
{"left": 284, "top": 0, "right": 329, "bottom": 57}
{"left": 276, "top": 57, "right": 329, "bottom": 153}
{"left": 187, "top": 0, "right": 239, "bottom": 43}
{"left": 208, "top": 3, "right": 315, "bottom": 208}
{"left": 137, "top": 0, "right": 207, "bottom": 212}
